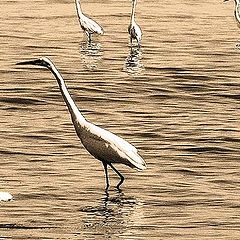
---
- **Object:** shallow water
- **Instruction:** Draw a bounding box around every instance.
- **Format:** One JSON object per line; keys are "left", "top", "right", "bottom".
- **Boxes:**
{"left": 1, "top": 0, "right": 240, "bottom": 239}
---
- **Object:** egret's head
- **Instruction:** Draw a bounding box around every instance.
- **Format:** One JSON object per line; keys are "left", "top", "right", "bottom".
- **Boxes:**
{"left": 16, "top": 57, "right": 53, "bottom": 69}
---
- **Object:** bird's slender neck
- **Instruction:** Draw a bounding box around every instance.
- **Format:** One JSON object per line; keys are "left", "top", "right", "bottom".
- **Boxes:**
{"left": 48, "top": 63, "right": 86, "bottom": 124}
{"left": 131, "top": 0, "right": 137, "bottom": 24}
{"left": 75, "top": 0, "right": 84, "bottom": 17}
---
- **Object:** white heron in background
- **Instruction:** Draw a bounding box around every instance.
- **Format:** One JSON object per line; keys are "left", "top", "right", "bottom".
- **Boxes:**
{"left": 224, "top": 0, "right": 240, "bottom": 26}
{"left": 128, "top": 0, "right": 142, "bottom": 48}
{"left": 17, "top": 57, "right": 146, "bottom": 190}
{"left": 75, "top": 0, "right": 104, "bottom": 43}
{"left": 0, "top": 192, "right": 13, "bottom": 201}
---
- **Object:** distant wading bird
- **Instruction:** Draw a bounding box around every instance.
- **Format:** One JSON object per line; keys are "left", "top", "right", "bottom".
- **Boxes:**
{"left": 75, "top": 0, "right": 104, "bottom": 42}
{"left": 224, "top": 0, "right": 240, "bottom": 26}
{"left": 17, "top": 57, "right": 146, "bottom": 190}
{"left": 128, "top": 0, "right": 142, "bottom": 48}
{"left": 0, "top": 192, "right": 13, "bottom": 201}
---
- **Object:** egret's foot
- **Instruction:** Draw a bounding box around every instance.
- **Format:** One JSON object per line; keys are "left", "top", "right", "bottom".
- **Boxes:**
{"left": 105, "top": 183, "right": 110, "bottom": 192}
{"left": 116, "top": 186, "right": 123, "bottom": 194}
{"left": 104, "top": 188, "right": 109, "bottom": 201}
{"left": 116, "top": 177, "right": 124, "bottom": 190}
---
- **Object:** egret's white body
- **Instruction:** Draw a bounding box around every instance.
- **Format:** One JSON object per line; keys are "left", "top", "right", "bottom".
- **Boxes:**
{"left": 75, "top": 0, "right": 104, "bottom": 42}
{"left": 128, "top": 0, "right": 142, "bottom": 47}
{"left": 17, "top": 57, "right": 146, "bottom": 189}
{"left": 0, "top": 192, "right": 13, "bottom": 201}
{"left": 224, "top": 0, "right": 240, "bottom": 27}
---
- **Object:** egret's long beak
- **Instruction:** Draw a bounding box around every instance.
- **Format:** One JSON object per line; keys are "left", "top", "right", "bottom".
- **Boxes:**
{"left": 16, "top": 59, "right": 42, "bottom": 66}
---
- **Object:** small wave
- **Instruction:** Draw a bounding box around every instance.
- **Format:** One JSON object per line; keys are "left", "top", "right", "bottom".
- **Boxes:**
{"left": 184, "top": 146, "right": 234, "bottom": 153}
{"left": 0, "top": 224, "right": 55, "bottom": 229}
{"left": 149, "top": 93, "right": 175, "bottom": 100}
{"left": 137, "top": 132, "right": 160, "bottom": 139}
{"left": 173, "top": 168, "right": 202, "bottom": 176}
{"left": 144, "top": 66, "right": 188, "bottom": 73}
{"left": 0, "top": 149, "right": 48, "bottom": 156}
{"left": 170, "top": 74, "right": 213, "bottom": 81}
{"left": 215, "top": 94, "right": 240, "bottom": 100}
{"left": 221, "top": 137, "right": 240, "bottom": 143}
{"left": 0, "top": 97, "right": 45, "bottom": 105}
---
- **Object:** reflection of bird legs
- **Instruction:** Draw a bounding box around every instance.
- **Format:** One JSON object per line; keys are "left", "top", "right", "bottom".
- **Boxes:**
{"left": 103, "top": 162, "right": 125, "bottom": 190}
{"left": 130, "top": 45, "right": 134, "bottom": 54}
{"left": 103, "top": 185, "right": 124, "bottom": 208}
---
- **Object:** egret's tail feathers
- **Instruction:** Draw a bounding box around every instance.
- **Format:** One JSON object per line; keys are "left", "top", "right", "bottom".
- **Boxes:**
{"left": 127, "top": 152, "right": 146, "bottom": 171}
{"left": 98, "top": 27, "right": 104, "bottom": 35}
{"left": 96, "top": 26, "right": 104, "bottom": 35}
{"left": 134, "top": 158, "right": 147, "bottom": 171}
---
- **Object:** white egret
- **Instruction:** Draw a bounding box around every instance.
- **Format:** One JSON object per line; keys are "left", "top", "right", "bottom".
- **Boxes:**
{"left": 224, "top": 0, "right": 240, "bottom": 27}
{"left": 17, "top": 57, "right": 146, "bottom": 189}
{"left": 75, "top": 0, "right": 104, "bottom": 42}
{"left": 0, "top": 192, "right": 13, "bottom": 201}
{"left": 128, "top": 0, "right": 142, "bottom": 48}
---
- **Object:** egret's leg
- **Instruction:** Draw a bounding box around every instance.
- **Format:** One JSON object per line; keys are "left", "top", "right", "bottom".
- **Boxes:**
{"left": 130, "top": 37, "right": 133, "bottom": 47}
{"left": 109, "top": 163, "right": 124, "bottom": 189}
{"left": 102, "top": 162, "right": 110, "bottom": 190}
{"left": 85, "top": 31, "right": 89, "bottom": 40}
{"left": 88, "top": 33, "right": 92, "bottom": 43}
{"left": 86, "top": 31, "right": 92, "bottom": 43}
{"left": 137, "top": 40, "right": 141, "bottom": 49}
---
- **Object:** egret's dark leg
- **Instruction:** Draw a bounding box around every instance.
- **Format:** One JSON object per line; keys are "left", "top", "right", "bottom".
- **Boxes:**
{"left": 109, "top": 163, "right": 124, "bottom": 189}
{"left": 130, "top": 37, "right": 133, "bottom": 47}
{"left": 86, "top": 31, "right": 92, "bottom": 43}
{"left": 130, "top": 45, "right": 134, "bottom": 54}
{"left": 88, "top": 33, "right": 92, "bottom": 43}
{"left": 102, "top": 162, "right": 110, "bottom": 190}
{"left": 137, "top": 39, "right": 141, "bottom": 49}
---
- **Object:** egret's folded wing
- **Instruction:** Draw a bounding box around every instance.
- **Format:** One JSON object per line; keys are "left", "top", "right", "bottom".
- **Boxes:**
{"left": 87, "top": 123, "right": 146, "bottom": 170}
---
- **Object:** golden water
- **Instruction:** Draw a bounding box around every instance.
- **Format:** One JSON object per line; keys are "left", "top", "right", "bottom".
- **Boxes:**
{"left": 1, "top": 0, "right": 240, "bottom": 239}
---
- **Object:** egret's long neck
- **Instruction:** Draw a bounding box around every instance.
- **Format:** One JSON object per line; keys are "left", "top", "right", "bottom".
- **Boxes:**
{"left": 234, "top": 0, "right": 240, "bottom": 7}
{"left": 234, "top": 0, "right": 240, "bottom": 23}
{"left": 49, "top": 64, "right": 86, "bottom": 124}
{"left": 75, "top": 0, "right": 84, "bottom": 18}
{"left": 131, "top": 0, "right": 137, "bottom": 24}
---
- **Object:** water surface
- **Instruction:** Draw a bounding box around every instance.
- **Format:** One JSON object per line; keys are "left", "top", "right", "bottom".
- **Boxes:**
{"left": 1, "top": 0, "right": 240, "bottom": 239}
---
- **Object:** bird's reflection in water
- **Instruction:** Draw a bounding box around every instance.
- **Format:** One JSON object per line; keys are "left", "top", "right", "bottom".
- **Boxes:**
{"left": 79, "top": 41, "right": 103, "bottom": 71}
{"left": 124, "top": 47, "right": 144, "bottom": 74}
{"left": 79, "top": 190, "right": 139, "bottom": 237}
